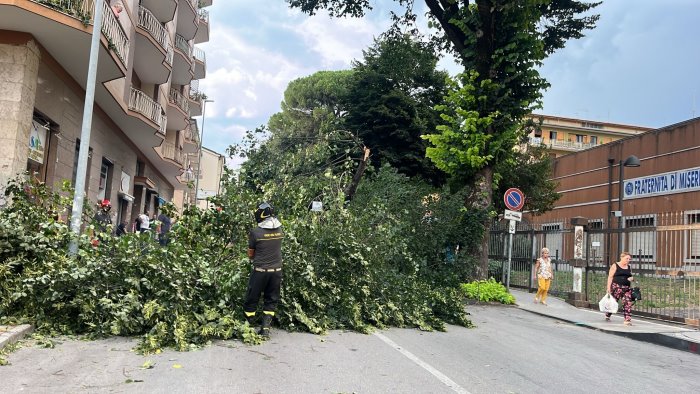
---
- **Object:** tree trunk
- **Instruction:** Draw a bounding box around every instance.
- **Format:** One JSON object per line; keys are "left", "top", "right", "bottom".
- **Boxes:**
{"left": 474, "top": 165, "right": 494, "bottom": 280}
{"left": 344, "top": 146, "right": 370, "bottom": 201}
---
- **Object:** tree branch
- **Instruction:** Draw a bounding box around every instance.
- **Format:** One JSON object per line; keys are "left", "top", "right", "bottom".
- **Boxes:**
{"left": 424, "top": 0, "right": 470, "bottom": 58}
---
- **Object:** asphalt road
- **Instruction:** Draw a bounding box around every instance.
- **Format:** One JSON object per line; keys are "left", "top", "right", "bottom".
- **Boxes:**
{"left": 1, "top": 305, "right": 699, "bottom": 393}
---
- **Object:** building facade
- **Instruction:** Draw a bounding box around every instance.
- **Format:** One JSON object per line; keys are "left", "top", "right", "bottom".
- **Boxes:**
{"left": 528, "top": 117, "right": 700, "bottom": 269}
{"left": 195, "top": 147, "right": 225, "bottom": 209}
{"left": 0, "top": 0, "right": 213, "bottom": 226}
{"left": 526, "top": 114, "right": 652, "bottom": 157}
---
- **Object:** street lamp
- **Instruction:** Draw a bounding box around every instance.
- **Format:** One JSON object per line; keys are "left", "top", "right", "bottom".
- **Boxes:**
{"left": 617, "top": 155, "right": 641, "bottom": 258}
{"left": 193, "top": 99, "right": 213, "bottom": 207}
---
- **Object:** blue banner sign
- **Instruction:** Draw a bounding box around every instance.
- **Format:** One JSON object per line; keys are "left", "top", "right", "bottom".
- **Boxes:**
{"left": 624, "top": 167, "right": 700, "bottom": 199}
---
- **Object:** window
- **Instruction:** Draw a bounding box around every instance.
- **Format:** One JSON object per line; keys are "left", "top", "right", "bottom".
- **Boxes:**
{"left": 549, "top": 131, "right": 558, "bottom": 141}
{"left": 136, "top": 160, "right": 144, "bottom": 177}
{"left": 590, "top": 135, "right": 598, "bottom": 145}
{"left": 575, "top": 134, "right": 585, "bottom": 143}
{"left": 71, "top": 139, "right": 92, "bottom": 192}
{"left": 625, "top": 215, "right": 656, "bottom": 262}
{"left": 98, "top": 158, "right": 114, "bottom": 201}
{"left": 541, "top": 222, "right": 563, "bottom": 260}
{"left": 685, "top": 211, "right": 700, "bottom": 263}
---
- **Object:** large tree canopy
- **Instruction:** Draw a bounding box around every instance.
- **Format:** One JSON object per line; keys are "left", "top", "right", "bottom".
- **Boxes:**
{"left": 287, "top": 0, "right": 600, "bottom": 277}
{"left": 344, "top": 35, "right": 448, "bottom": 184}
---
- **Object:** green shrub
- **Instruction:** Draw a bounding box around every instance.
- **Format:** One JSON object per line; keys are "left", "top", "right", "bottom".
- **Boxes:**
{"left": 461, "top": 279, "right": 515, "bottom": 304}
{"left": 1, "top": 169, "right": 477, "bottom": 353}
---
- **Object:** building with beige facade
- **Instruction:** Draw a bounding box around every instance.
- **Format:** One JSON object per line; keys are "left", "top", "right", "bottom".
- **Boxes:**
{"left": 526, "top": 114, "right": 653, "bottom": 157}
{"left": 194, "top": 146, "right": 225, "bottom": 209}
{"left": 0, "top": 0, "right": 212, "bottom": 226}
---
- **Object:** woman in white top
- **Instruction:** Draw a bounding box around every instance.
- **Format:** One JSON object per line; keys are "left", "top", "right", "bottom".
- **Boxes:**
{"left": 534, "top": 247, "right": 553, "bottom": 305}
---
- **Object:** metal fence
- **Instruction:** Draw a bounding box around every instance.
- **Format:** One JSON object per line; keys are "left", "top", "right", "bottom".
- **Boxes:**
{"left": 488, "top": 212, "right": 700, "bottom": 327}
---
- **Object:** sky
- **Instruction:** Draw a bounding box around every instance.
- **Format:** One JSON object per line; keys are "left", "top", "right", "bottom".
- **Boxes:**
{"left": 197, "top": 0, "right": 700, "bottom": 168}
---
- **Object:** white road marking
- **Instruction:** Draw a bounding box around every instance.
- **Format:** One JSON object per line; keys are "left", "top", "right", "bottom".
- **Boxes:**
{"left": 373, "top": 332, "right": 472, "bottom": 394}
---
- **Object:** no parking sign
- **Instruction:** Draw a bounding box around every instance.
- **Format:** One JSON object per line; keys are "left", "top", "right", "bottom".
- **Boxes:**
{"left": 504, "top": 188, "right": 525, "bottom": 211}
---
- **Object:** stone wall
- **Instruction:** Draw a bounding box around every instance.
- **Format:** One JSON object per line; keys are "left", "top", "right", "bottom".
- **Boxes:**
{"left": 0, "top": 38, "right": 40, "bottom": 203}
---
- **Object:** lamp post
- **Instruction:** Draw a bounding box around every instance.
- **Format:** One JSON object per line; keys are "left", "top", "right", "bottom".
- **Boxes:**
{"left": 606, "top": 158, "right": 614, "bottom": 266}
{"left": 194, "top": 99, "right": 214, "bottom": 207}
{"left": 617, "top": 155, "right": 641, "bottom": 258}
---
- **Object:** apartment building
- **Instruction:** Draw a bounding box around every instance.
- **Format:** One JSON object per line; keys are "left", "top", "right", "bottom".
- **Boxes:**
{"left": 0, "top": 0, "right": 212, "bottom": 226}
{"left": 193, "top": 146, "right": 225, "bottom": 209}
{"left": 526, "top": 114, "right": 652, "bottom": 157}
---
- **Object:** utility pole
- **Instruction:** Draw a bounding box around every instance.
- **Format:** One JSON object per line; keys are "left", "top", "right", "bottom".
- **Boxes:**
{"left": 194, "top": 99, "right": 214, "bottom": 207}
{"left": 69, "top": 2, "right": 104, "bottom": 255}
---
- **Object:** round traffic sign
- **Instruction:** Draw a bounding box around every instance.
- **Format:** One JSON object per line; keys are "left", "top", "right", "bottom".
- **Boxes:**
{"left": 504, "top": 188, "right": 525, "bottom": 211}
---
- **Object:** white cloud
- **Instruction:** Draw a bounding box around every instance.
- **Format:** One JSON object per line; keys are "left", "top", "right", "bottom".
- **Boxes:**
{"left": 291, "top": 15, "right": 379, "bottom": 68}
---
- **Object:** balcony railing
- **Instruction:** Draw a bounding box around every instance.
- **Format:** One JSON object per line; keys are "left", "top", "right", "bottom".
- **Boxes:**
{"left": 30, "top": 0, "right": 93, "bottom": 24}
{"left": 175, "top": 34, "right": 193, "bottom": 58}
{"left": 187, "top": 118, "right": 200, "bottom": 144}
{"left": 30, "top": 1, "right": 129, "bottom": 66}
{"left": 166, "top": 44, "right": 174, "bottom": 66}
{"left": 189, "top": 79, "right": 200, "bottom": 97}
{"left": 193, "top": 47, "right": 206, "bottom": 63}
{"left": 198, "top": 8, "right": 209, "bottom": 24}
{"left": 169, "top": 88, "right": 190, "bottom": 114}
{"left": 129, "top": 87, "right": 165, "bottom": 130}
{"left": 100, "top": 0, "right": 129, "bottom": 66}
{"left": 161, "top": 141, "right": 184, "bottom": 165}
{"left": 138, "top": 5, "right": 168, "bottom": 50}
{"left": 529, "top": 137, "right": 598, "bottom": 151}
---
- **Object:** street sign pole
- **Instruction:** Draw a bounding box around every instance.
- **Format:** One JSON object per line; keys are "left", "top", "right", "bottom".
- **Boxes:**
{"left": 506, "top": 219, "right": 516, "bottom": 289}
{"left": 503, "top": 187, "right": 525, "bottom": 290}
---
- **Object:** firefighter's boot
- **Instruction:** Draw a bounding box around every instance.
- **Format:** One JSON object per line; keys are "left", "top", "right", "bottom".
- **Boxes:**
{"left": 258, "top": 313, "right": 273, "bottom": 338}
{"left": 244, "top": 312, "right": 256, "bottom": 327}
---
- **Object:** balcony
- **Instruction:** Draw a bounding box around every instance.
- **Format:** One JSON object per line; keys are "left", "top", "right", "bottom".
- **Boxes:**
{"left": 188, "top": 80, "right": 204, "bottom": 116}
{"left": 167, "top": 88, "right": 190, "bottom": 131}
{"left": 140, "top": 0, "right": 176, "bottom": 23}
{"left": 194, "top": 8, "right": 209, "bottom": 44}
{"left": 529, "top": 137, "right": 598, "bottom": 152}
{"left": 172, "top": 34, "right": 194, "bottom": 85}
{"left": 193, "top": 46, "right": 206, "bottom": 80}
{"left": 134, "top": 5, "right": 171, "bottom": 84}
{"left": 183, "top": 118, "right": 200, "bottom": 153}
{"left": 129, "top": 87, "right": 167, "bottom": 135}
{"left": 176, "top": 0, "right": 198, "bottom": 40}
{"left": 0, "top": 1, "right": 129, "bottom": 89}
{"left": 176, "top": 154, "right": 196, "bottom": 186}
{"left": 158, "top": 140, "right": 185, "bottom": 167}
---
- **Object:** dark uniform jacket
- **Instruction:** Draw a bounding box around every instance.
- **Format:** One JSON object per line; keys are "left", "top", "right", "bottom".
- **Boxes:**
{"left": 248, "top": 227, "right": 284, "bottom": 270}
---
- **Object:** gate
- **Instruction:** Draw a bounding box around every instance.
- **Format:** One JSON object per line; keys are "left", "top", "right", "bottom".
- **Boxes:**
{"left": 489, "top": 212, "right": 700, "bottom": 327}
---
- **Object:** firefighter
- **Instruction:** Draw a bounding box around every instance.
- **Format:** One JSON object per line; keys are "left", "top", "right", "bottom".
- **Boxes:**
{"left": 243, "top": 202, "right": 284, "bottom": 337}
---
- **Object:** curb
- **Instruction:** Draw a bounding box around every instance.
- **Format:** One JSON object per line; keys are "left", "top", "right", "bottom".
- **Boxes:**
{"left": 517, "top": 306, "right": 699, "bottom": 356}
{"left": 0, "top": 325, "right": 34, "bottom": 351}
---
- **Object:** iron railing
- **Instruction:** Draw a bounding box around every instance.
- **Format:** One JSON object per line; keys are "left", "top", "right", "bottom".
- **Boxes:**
{"left": 489, "top": 213, "right": 700, "bottom": 326}
{"left": 175, "top": 34, "right": 193, "bottom": 58}
{"left": 137, "top": 5, "right": 168, "bottom": 50}
{"left": 193, "top": 47, "right": 206, "bottom": 63}
{"left": 169, "top": 88, "right": 190, "bottom": 114}
{"left": 31, "top": 0, "right": 129, "bottom": 66}
{"left": 129, "top": 87, "right": 165, "bottom": 130}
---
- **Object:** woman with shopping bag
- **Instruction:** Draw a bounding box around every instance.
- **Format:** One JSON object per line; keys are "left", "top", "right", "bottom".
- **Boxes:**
{"left": 605, "top": 252, "right": 635, "bottom": 325}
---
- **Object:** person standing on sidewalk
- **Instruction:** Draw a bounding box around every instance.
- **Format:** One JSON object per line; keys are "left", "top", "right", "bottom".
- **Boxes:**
{"left": 243, "top": 202, "right": 284, "bottom": 338}
{"left": 534, "top": 247, "right": 553, "bottom": 305}
{"left": 605, "top": 251, "right": 634, "bottom": 325}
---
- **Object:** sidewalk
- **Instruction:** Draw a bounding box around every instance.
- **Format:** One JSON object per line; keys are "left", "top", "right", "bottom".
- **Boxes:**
{"left": 510, "top": 288, "right": 700, "bottom": 355}
{"left": 0, "top": 325, "right": 33, "bottom": 351}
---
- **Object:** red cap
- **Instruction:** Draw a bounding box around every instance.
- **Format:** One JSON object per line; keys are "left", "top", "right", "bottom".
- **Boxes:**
{"left": 100, "top": 199, "right": 111, "bottom": 208}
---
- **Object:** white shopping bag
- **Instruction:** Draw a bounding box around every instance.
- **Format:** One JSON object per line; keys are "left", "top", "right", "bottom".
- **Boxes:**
{"left": 598, "top": 293, "right": 618, "bottom": 314}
